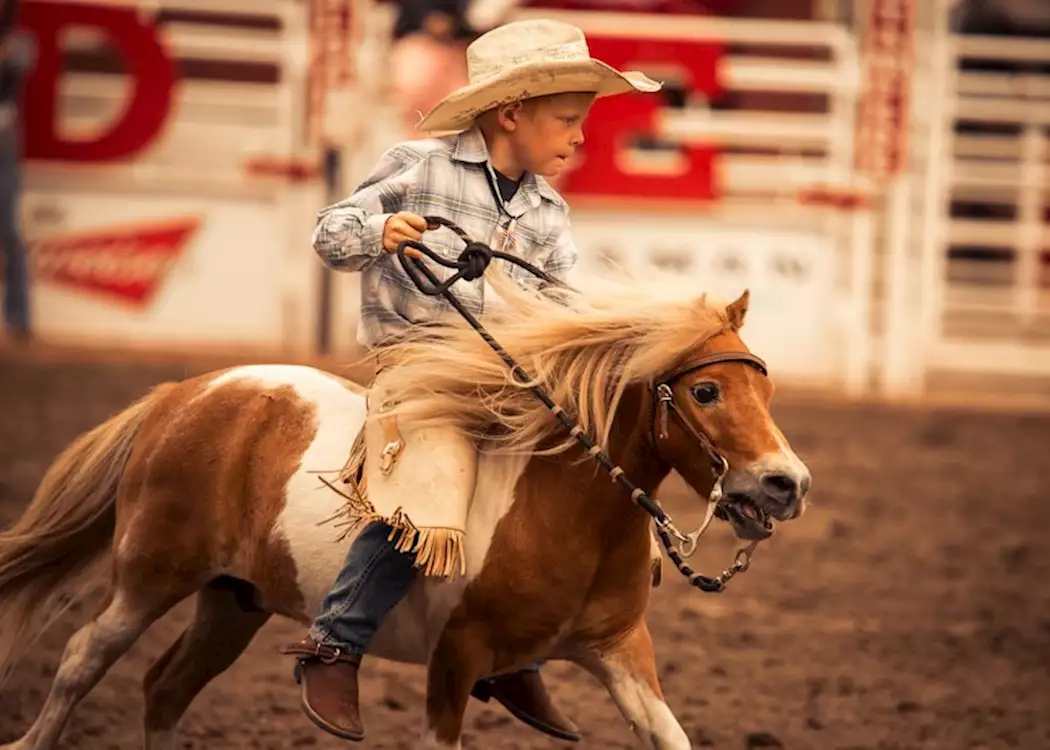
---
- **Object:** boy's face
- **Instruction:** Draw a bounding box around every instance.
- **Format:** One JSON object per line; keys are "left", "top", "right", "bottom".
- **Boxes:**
{"left": 503, "top": 93, "right": 595, "bottom": 178}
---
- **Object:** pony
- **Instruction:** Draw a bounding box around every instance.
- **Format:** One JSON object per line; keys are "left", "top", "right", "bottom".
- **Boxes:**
{"left": 0, "top": 270, "right": 810, "bottom": 750}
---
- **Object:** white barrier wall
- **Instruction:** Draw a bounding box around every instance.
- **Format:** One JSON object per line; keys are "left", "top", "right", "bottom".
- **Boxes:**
{"left": 866, "top": 0, "right": 1050, "bottom": 397}
{"left": 570, "top": 211, "right": 840, "bottom": 384}
{"left": 13, "top": 1, "right": 880, "bottom": 393}
{"left": 25, "top": 1, "right": 1045, "bottom": 401}
{"left": 920, "top": 19, "right": 1050, "bottom": 382}
{"left": 507, "top": 8, "right": 873, "bottom": 394}
{"left": 22, "top": 185, "right": 318, "bottom": 352}
{"left": 14, "top": 0, "right": 324, "bottom": 355}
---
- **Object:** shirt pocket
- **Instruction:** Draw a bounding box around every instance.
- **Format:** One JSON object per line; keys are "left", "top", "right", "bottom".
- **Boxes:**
{"left": 503, "top": 226, "right": 549, "bottom": 288}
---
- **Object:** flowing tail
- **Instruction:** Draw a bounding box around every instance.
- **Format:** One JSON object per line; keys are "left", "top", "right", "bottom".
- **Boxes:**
{"left": 0, "top": 385, "right": 167, "bottom": 686}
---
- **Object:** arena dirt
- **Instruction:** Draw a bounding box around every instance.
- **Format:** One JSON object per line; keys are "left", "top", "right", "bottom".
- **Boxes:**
{"left": 1, "top": 354, "right": 1048, "bottom": 749}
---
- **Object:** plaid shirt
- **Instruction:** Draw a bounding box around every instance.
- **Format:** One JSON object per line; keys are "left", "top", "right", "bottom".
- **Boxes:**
{"left": 312, "top": 126, "right": 579, "bottom": 349}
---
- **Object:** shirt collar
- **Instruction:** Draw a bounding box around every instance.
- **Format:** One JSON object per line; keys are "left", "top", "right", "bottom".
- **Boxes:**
{"left": 450, "top": 126, "right": 489, "bottom": 165}
{"left": 451, "top": 127, "right": 567, "bottom": 213}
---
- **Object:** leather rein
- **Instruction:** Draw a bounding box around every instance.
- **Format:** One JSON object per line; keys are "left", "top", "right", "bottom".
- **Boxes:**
{"left": 395, "top": 217, "right": 769, "bottom": 593}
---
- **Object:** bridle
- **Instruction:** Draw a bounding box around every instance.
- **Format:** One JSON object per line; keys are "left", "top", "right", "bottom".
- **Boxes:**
{"left": 394, "top": 217, "right": 770, "bottom": 593}
{"left": 647, "top": 352, "right": 769, "bottom": 579}
{"left": 652, "top": 352, "right": 770, "bottom": 466}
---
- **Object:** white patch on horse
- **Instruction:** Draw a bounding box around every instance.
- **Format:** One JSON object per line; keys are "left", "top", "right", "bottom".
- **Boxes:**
{"left": 605, "top": 665, "right": 690, "bottom": 750}
{"left": 462, "top": 450, "right": 530, "bottom": 579}
{"left": 417, "top": 727, "right": 461, "bottom": 749}
{"left": 235, "top": 365, "right": 530, "bottom": 665}
{"left": 748, "top": 372, "right": 810, "bottom": 502}
{"left": 752, "top": 424, "right": 809, "bottom": 509}
{"left": 204, "top": 364, "right": 356, "bottom": 397}
{"left": 772, "top": 427, "right": 808, "bottom": 477}
{"left": 5, "top": 593, "right": 152, "bottom": 750}
{"left": 223, "top": 366, "right": 370, "bottom": 612}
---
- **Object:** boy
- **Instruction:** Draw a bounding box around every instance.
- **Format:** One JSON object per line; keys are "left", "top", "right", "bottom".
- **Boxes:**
{"left": 281, "top": 17, "right": 660, "bottom": 743}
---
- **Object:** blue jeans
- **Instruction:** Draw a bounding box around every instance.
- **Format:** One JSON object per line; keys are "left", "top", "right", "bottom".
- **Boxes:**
{"left": 0, "top": 152, "right": 28, "bottom": 336}
{"left": 309, "top": 520, "right": 417, "bottom": 654}
{"left": 309, "top": 520, "right": 541, "bottom": 672}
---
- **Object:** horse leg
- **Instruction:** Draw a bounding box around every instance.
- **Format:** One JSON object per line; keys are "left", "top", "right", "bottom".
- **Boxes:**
{"left": 578, "top": 623, "right": 690, "bottom": 750}
{"left": 419, "top": 627, "right": 490, "bottom": 749}
{"left": 141, "top": 579, "right": 270, "bottom": 750}
{"left": 0, "top": 590, "right": 177, "bottom": 750}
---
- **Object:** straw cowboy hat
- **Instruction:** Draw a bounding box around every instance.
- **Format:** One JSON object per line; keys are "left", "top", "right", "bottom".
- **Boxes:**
{"left": 416, "top": 18, "right": 662, "bottom": 133}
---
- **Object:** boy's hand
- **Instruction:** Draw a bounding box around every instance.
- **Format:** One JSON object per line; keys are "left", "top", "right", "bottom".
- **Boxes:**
{"left": 383, "top": 212, "right": 429, "bottom": 257}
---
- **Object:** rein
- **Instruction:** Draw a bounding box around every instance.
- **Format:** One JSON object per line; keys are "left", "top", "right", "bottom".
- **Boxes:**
{"left": 395, "top": 217, "right": 763, "bottom": 593}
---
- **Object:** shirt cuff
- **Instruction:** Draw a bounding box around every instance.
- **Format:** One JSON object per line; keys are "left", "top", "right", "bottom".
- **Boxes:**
{"left": 364, "top": 213, "right": 393, "bottom": 257}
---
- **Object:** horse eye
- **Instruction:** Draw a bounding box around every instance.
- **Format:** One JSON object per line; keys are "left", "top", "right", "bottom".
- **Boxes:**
{"left": 690, "top": 382, "right": 721, "bottom": 406}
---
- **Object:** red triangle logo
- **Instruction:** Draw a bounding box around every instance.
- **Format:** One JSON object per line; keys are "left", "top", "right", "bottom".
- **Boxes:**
{"left": 28, "top": 216, "right": 201, "bottom": 308}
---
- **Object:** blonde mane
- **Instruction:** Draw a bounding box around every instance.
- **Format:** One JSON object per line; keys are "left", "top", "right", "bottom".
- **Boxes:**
{"left": 370, "top": 266, "right": 735, "bottom": 457}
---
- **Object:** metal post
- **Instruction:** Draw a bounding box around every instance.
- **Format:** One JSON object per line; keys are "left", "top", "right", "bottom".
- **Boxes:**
{"left": 915, "top": 0, "right": 955, "bottom": 385}
{"left": 317, "top": 145, "right": 341, "bottom": 355}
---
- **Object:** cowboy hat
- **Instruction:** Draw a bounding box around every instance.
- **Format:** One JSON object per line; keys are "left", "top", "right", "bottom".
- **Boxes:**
{"left": 416, "top": 18, "right": 662, "bottom": 133}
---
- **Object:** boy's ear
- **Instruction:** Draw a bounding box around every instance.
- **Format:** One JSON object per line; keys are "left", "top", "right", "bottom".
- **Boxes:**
{"left": 498, "top": 100, "right": 523, "bottom": 130}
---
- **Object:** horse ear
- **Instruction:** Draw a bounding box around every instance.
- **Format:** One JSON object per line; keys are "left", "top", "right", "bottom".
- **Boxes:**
{"left": 726, "top": 289, "right": 750, "bottom": 330}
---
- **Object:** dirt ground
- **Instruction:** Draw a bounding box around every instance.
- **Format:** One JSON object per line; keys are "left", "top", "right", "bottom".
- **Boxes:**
{"left": 1, "top": 351, "right": 1048, "bottom": 750}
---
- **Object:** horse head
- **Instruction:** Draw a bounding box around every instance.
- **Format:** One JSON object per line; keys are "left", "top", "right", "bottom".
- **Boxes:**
{"left": 647, "top": 289, "right": 811, "bottom": 542}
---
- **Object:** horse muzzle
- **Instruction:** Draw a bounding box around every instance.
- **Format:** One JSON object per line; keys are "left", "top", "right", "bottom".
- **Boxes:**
{"left": 718, "top": 465, "right": 810, "bottom": 540}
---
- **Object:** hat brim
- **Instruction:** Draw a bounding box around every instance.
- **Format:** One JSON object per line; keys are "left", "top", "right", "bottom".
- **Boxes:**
{"left": 416, "top": 58, "right": 661, "bottom": 133}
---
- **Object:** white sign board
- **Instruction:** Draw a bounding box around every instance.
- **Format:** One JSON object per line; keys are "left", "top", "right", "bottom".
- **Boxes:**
{"left": 18, "top": 188, "right": 317, "bottom": 352}
{"left": 569, "top": 211, "right": 838, "bottom": 382}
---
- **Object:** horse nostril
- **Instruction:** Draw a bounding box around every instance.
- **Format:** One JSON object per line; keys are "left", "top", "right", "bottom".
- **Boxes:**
{"left": 760, "top": 473, "right": 798, "bottom": 504}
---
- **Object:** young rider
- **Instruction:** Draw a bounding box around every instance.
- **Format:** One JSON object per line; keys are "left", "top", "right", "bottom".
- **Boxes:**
{"left": 281, "top": 17, "right": 660, "bottom": 743}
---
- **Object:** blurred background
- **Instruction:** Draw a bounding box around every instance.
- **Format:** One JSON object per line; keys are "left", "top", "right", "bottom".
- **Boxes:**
{"left": 3, "top": 0, "right": 1049, "bottom": 403}
{"left": 1, "top": 1, "right": 1049, "bottom": 749}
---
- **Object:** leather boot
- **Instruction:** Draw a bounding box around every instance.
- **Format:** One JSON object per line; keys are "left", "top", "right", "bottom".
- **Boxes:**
{"left": 280, "top": 638, "right": 365, "bottom": 741}
{"left": 471, "top": 669, "right": 582, "bottom": 742}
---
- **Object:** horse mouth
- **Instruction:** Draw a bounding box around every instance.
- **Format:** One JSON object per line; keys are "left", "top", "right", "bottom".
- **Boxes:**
{"left": 716, "top": 494, "right": 774, "bottom": 540}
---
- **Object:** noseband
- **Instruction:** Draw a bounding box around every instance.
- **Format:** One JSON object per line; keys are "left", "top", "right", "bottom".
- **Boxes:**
{"left": 393, "top": 217, "right": 770, "bottom": 593}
